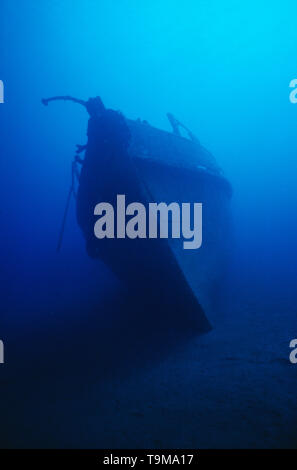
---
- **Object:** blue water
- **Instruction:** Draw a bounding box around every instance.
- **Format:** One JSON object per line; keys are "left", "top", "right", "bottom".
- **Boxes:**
{"left": 0, "top": 0, "right": 297, "bottom": 448}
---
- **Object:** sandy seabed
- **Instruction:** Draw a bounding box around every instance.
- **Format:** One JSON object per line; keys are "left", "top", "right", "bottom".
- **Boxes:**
{"left": 0, "top": 259, "right": 296, "bottom": 449}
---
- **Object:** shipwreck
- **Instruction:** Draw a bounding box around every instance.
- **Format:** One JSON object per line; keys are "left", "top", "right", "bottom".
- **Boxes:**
{"left": 42, "top": 96, "right": 232, "bottom": 333}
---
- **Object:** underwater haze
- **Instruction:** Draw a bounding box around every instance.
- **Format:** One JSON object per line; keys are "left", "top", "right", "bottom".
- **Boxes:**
{"left": 0, "top": 0, "right": 297, "bottom": 448}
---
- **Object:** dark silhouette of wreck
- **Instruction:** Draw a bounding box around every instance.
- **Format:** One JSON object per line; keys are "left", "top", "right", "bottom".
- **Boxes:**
{"left": 42, "top": 96, "right": 232, "bottom": 333}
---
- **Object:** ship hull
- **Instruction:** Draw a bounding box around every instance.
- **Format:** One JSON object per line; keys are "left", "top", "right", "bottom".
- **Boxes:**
{"left": 134, "top": 158, "right": 232, "bottom": 325}
{"left": 76, "top": 118, "right": 232, "bottom": 332}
